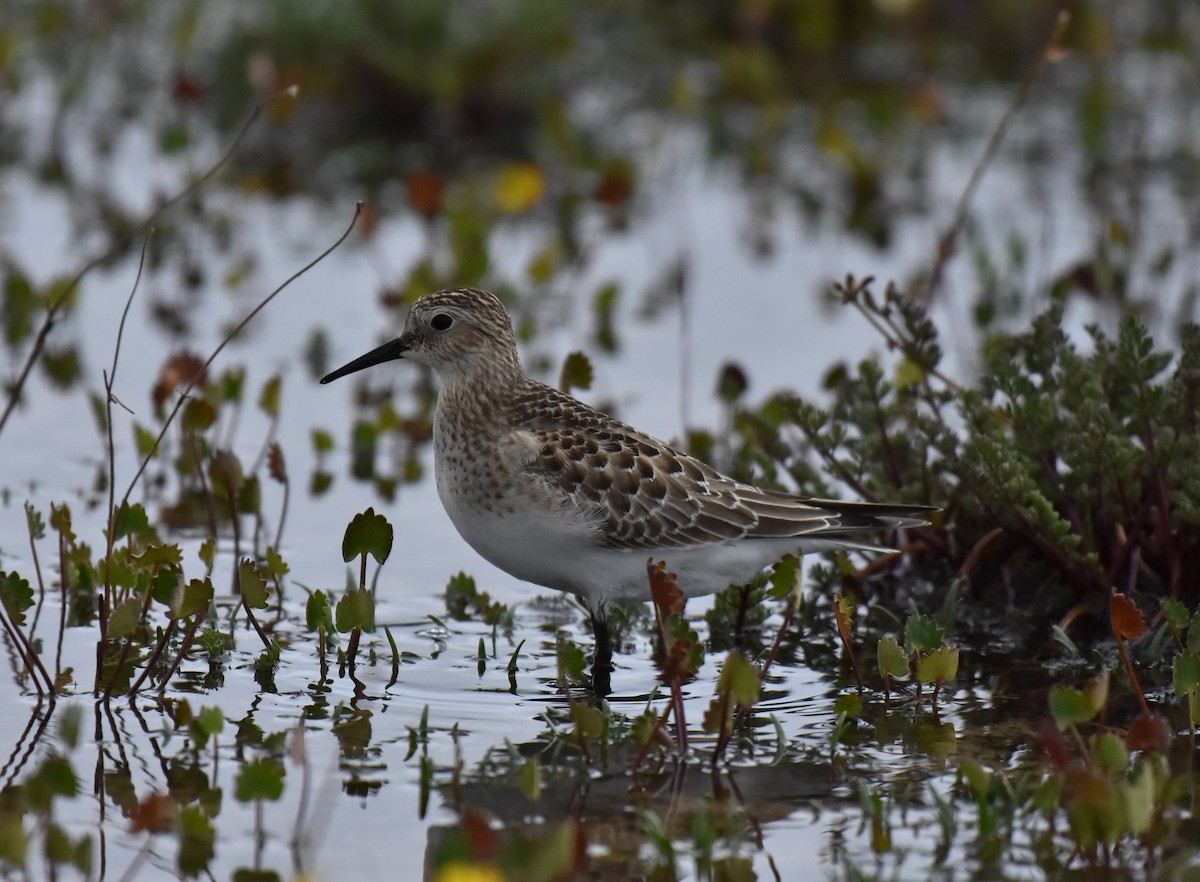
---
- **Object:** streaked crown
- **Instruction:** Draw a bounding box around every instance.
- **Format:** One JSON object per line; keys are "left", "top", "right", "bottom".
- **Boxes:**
{"left": 400, "top": 288, "right": 522, "bottom": 382}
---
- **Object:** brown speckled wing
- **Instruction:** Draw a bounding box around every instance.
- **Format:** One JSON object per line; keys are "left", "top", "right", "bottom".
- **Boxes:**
{"left": 509, "top": 382, "right": 841, "bottom": 550}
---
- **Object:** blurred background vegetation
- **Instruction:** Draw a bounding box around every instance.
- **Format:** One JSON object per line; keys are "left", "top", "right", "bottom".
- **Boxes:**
{"left": 2, "top": 0, "right": 1196, "bottom": 328}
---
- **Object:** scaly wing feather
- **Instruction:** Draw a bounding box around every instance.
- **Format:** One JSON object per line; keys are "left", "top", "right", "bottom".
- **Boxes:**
{"left": 508, "top": 381, "right": 932, "bottom": 551}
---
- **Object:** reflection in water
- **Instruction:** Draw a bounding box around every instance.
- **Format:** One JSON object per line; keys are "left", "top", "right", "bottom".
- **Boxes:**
{"left": 1, "top": 590, "right": 1198, "bottom": 879}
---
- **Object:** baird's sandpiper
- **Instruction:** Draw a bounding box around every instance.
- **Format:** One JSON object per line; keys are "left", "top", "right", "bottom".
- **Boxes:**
{"left": 322, "top": 287, "right": 934, "bottom": 693}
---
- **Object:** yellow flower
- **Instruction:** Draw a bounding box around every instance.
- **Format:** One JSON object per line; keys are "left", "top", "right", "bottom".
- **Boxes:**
{"left": 492, "top": 163, "right": 544, "bottom": 213}
{"left": 433, "top": 861, "right": 505, "bottom": 882}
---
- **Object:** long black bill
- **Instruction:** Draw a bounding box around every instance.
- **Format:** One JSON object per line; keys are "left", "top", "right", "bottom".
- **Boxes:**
{"left": 320, "top": 338, "right": 408, "bottom": 384}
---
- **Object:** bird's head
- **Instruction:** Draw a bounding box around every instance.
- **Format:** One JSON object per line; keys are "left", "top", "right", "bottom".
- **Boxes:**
{"left": 320, "top": 288, "right": 521, "bottom": 386}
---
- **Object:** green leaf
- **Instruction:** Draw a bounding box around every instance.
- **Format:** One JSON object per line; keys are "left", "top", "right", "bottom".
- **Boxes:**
{"left": 107, "top": 597, "right": 142, "bottom": 639}
{"left": 1049, "top": 684, "right": 1097, "bottom": 729}
{"left": 518, "top": 757, "right": 542, "bottom": 802}
{"left": 1189, "top": 613, "right": 1200, "bottom": 654}
{"left": 311, "top": 428, "right": 334, "bottom": 453}
{"left": 558, "top": 351, "right": 593, "bottom": 393}
{"left": 56, "top": 704, "right": 82, "bottom": 749}
{"left": 1051, "top": 624, "right": 1080, "bottom": 658}
{"left": 310, "top": 470, "right": 333, "bottom": 496}
{"left": 571, "top": 703, "right": 605, "bottom": 739}
{"left": 150, "top": 568, "right": 179, "bottom": 606}
{"left": 915, "top": 720, "right": 957, "bottom": 760}
{"left": 904, "top": 613, "right": 943, "bottom": 655}
{"left": 234, "top": 759, "right": 283, "bottom": 802}
{"left": 341, "top": 507, "right": 394, "bottom": 565}
{"left": 42, "top": 347, "right": 79, "bottom": 392}
{"left": 593, "top": 282, "right": 620, "bottom": 352}
{"left": 1161, "top": 597, "right": 1190, "bottom": 636}
{"left": 172, "top": 578, "right": 213, "bottom": 620}
{"left": 237, "top": 560, "right": 269, "bottom": 610}
{"left": 1174, "top": 651, "right": 1200, "bottom": 698}
{"left": 70, "top": 834, "right": 92, "bottom": 875}
{"left": 1082, "top": 670, "right": 1109, "bottom": 715}
{"left": 767, "top": 554, "right": 802, "bottom": 601}
{"left": 0, "top": 570, "right": 34, "bottom": 626}
{"left": 208, "top": 450, "right": 244, "bottom": 499}
{"left": 49, "top": 503, "right": 74, "bottom": 543}
{"left": 716, "top": 362, "right": 748, "bottom": 403}
{"left": 334, "top": 588, "right": 375, "bottom": 633}
{"left": 305, "top": 590, "right": 333, "bottom": 633}
{"left": 894, "top": 355, "right": 926, "bottom": 390}
{"left": 0, "top": 817, "right": 27, "bottom": 866}
{"left": 160, "top": 123, "right": 188, "bottom": 152}
{"left": 177, "top": 805, "right": 215, "bottom": 876}
{"left": 181, "top": 398, "right": 216, "bottom": 433}
{"left": 237, "top": 475, "right": 261, "bottom": 515}
{"left": 133, "top": 423, "right": 158, "bottom": 459}
{"left": 702, "top": 696, "right": 730, "bottom": 735}
{"left": 258, "top": 375, "right": 282, "bottom": 418}
{"left": 44, "top": 823, "right": 72, "bottom": 863}
{"left": 717, "top": 651, "right": 760, "bottom": 708}
{"left": 630, "top": 709, "right": 659, "bottom": 747}
{"left": 916, "top": 646, "right": 959, "bottom": 684}
{"left": 444, "top": 572, "right": 478, "bottom": 618}
{"left": 24, "top": 503, "right": 45, "bottom": 540}
{"left": 833, "top": 692, "right": 862, "bottom": 719}
{"left": 1122, "top": 761, "right": 1156, "bottom": 835}
{"left": 219, "top": 367, "right": 245, "bottom": 403}
{"left": 196, "top": 707, "right": 225, "bottom": 738}
{"left": 557, "top": 639, "right": 587, "bottom": 683}
{"left": 3, "top": 269, "right": 34, "bottom": 347}
{"left": 262, "top": 547, "right": 289, "bottom": 579}
{"left": 877, "top": 635, "right": 908, "bottom": 680}
{"left": 132, "top": 544, "right": 183, "bottom": 571}
{"left": 198, "top": 538, "right": 215, "bottom": 571}
{"left": 959, "top": 760, "right": 991, "bottom": 801}
{"left": 112, "top": 502, "right": 150, "bottom": 541}
{"left": 25, "top": 755, "right": 77, "bottom": 811}
{"left": 1091, "top": 732, "right": 1128, "bottom": 775}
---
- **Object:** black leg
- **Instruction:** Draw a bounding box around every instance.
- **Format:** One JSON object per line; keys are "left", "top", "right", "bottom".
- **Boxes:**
{"left": 590, "top": 611, "right": 614, "bottom": 697}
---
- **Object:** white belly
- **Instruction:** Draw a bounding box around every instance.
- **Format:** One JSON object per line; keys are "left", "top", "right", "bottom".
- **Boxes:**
{"left": 431, "top": 420, "right": 815, "bottom": 610}
{"left": 436, "top": 462, "right": 808, "bottom": 610}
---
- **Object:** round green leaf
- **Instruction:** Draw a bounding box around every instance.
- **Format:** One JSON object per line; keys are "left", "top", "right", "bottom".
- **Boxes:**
{"left": 234, "top": 759, "right": 283, "bottom": 802}
{"left": 172, "top": 578, "right": 214, "bottom": 620}
{"left": 341, "top": 508, "right": 394, "bottom": 564}
{"left": 334, "top": 588, "right": 375, "bottom": 633}
{"left": 1049, "top": 684, "right": 1097, "bottom": 729}
{"left": 238, "top": 560, "right": 269, "bottom": 610}
{"left": 305, "top": 590, "right": 333, "bottom": 633}
{"left": 107, "top": 597, "right": 143, "bottom": 640}
{"left": 877, "top": 635, "right": 909, "bottom": 680}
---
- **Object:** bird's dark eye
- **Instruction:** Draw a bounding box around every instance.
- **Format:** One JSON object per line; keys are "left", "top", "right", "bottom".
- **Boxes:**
{"left": 431, "top": 314, "right": 453, "bottom": 331}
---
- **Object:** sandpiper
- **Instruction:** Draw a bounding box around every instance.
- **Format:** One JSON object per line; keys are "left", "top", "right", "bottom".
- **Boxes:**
{"left": 322, "top": 287, "right": 934, "bottom": 693}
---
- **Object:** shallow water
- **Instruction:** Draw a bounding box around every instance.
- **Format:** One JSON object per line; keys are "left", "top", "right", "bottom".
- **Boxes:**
{"left": 4, "top": 10, "right": 1200, "bottom": 879}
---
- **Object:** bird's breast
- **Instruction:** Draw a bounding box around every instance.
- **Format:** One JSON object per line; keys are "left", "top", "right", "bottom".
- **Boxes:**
{"left": 431, "top": 417, "right": 608, "bottom": 593}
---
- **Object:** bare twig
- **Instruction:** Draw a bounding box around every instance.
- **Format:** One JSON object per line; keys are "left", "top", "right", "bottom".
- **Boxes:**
{"left": 923, "top": 12, "right": 1069, "bottom": 302}
{"left": 127, "top": 619, "right": 176, "bottom": 695}
{"left": 0, "top": 87, "right": 300, "bottom": 439}
{"left": 26, "top": 505, "right": 47, "bottom": 636}
{"left": 0, "top": 608, "right": 48, "bottom": 697}
{"left": 158, "top": 613, "right": 204, "bottom": 691}
{"left": 96, "top": 235, "right": 150, "bottom": 696}
{"left": 119, "top": 202, "right": 362, "bottom": 510}
{"left": 55, "top": 531, "right": 67, "bottom": 680}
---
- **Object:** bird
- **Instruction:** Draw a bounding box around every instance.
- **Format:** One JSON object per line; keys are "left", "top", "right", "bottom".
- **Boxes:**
{"left": 321, "top": 287, "right": 935, "bottom": 694}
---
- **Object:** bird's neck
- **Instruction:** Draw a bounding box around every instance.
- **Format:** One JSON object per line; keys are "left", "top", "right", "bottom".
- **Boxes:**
{"left": 436, "top": 365, "right": 526, "bottom": 432}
